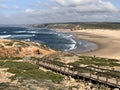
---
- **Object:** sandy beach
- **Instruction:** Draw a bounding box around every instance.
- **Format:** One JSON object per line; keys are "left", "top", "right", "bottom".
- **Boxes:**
{"left": 54, "top": 29, "right": 120, "bottom": 59}
{"left": 70, "top": 29, "right": 120, "bottom": 59}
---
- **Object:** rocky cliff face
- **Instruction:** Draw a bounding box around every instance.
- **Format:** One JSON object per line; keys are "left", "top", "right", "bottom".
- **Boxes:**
{"left": 0, "top": 39, "right": 55, "bottom": 58}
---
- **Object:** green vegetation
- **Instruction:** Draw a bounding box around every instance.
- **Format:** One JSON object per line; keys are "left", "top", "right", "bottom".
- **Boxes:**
{"left": 0, "top": 61, "right": 5, "bottom": 67}
{"left": 2, "top": 61, "right": 39, "bottom": 70}
{"left": 33, "top": 23, "right": 120, "bottom": 30}
{"left": 0, "top": 57, "right": 22, "bottom": 60}
{"left": 5, "top": 42, "right": 14, "bottom": 46}
{"left": 53, "top": 57, "right": 61, "bottom": 61}
{"left": 77, "top": 23, "right": 120, "bottom": 30}
{"left": 66, "top": 56, "right": 120, "bottom": 78}
{"left": 29, "top": 42, "right": 50, "bottom": 50}
{"left": 68, "top": 56, "right": 120, "bottom": 67}
{"left": 39, "top": 44, "right": 50, "bottom": 50}
{"left": 0, "top": 61, "right": 63, "bottom": 83}
{"left": 29, "top": 56, "right": 39, "bottom": 61}
{"left": 15, "top": 41, "right": 30, "bottom": 47}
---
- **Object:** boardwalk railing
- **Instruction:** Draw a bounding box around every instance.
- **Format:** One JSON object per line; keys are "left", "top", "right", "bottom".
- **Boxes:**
{"left": 38, "top": 59, "right": 120, "bottom": 88}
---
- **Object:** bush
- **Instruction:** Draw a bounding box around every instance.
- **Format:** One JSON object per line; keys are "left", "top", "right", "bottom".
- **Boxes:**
{"left": 0, "top": 61, "right": 64, "bottom": 83}
{"left": 0, "top": 61, "right": 5, "bottom": 67}
{"left": 3, "top": 61, "right": 39, "bottom": 70}
{"left": 5, "top": 42, "right": 14, "bottom": 46}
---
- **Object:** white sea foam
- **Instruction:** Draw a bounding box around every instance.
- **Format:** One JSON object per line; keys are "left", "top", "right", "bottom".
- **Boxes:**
{"left": 28, "top": 31, "right": 37, "bottom": 33}
{"left": 15, "top": 31, "right": 27, "bottom": 33}
{"left": 56, "top": 32, "right": 73, "bottom": 39}
{"left": 64, "top": 38, "right": 77, "bottom": 51}
{"left": 70, "top": 38, "right": 76, "bottom": 44}
{"left": 79, "top": 41, "right": 82, "bottom": 45}
{"left": 11, "top": 34, "right": 35, "bottom": 38}
{"left": 27, "top": 27, "right": 40, "bottom": 31}
{"left": 69, "top": 43, "right": 77, "bottom": 51}
{"left": 65, "top": 43, "right": 77, "bottom": 51}
{"left": 3, "top": 31, "right": 6, "bottom": 33}
{"left": 56, "top": 32, "right": 77, "bottom": 51}
{"left": 0, "top": 35, "right": 11, "bottom": 39}
{"left": 25, "top": 39, "right": 31, "bottom": 41}
{"left": 15, "top": 30, "right": 37, "bottom": 34}
{"left": 38, "top": 32, "right": 56, "bottom": 34}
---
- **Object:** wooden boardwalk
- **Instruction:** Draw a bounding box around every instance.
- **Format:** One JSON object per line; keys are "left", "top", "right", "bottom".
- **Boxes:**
{"left": 38, "top": 59, "right": 120, "bottom": 89}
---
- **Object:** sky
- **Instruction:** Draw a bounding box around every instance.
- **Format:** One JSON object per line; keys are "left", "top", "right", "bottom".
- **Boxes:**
{"left": 0, "top": 0, "right": 120, "bottom": 24}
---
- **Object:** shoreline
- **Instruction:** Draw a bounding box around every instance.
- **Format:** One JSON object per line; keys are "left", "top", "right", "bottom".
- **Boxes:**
{"left": 52, "top": 28, "right": 99, "bottom": 53}
{"left": 54, "top": 29, "right": 99, "bottom": 53}
{"left": 54, "top": 29, "right": 120, "bottom": 59}
{"left": 68, "top": 33, "right": 99, "bottom": 53}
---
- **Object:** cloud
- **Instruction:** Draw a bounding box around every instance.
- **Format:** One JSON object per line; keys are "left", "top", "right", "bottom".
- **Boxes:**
{"left": 52, "top": 0, "right": 92, "bottom": 6}
{"left": 25, "top": 8, "right": 34, "bottom": 13}
{"left": 52, "top": 0, "right": 117, "bottom": 12}
{"left": 0, "top": 0, "right": 120, "bottom": 24}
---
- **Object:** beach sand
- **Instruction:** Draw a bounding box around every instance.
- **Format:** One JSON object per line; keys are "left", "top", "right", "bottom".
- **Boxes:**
{"left": 71, "top": 29, "right": 120, "bottom": 59}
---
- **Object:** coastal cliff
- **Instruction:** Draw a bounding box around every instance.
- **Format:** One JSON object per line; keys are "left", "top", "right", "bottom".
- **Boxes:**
{"left": 30, "top": 22, "right": 120, "bottom": 30}
{"left": 0, "top": 39, "right": 55, "bottom": 58}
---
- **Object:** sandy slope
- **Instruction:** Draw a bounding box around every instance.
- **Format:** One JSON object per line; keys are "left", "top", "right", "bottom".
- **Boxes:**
{"left": 0, "top": 39, "right": 55, "bottom": 58}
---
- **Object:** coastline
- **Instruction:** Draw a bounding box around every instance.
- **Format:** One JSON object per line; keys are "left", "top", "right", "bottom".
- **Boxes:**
{"left": 54, "top": 29, "right": 120, "bottom": 59}
{"left": 52, "top": 28, "right": 99, "bottom": 53}
{"left": 68, "top": 33, "right": 99, "bottom": 53}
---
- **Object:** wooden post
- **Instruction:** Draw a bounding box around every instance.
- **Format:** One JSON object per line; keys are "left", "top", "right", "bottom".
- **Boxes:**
{"left": 97, "top": 72, "right": 99, "bottom": 80}
{"left": 48, "top": 62, "right": 50, "bottom": 67}
{"left": 51, "top": 62, "right": 53, "bottom": 68}
{"left": 64, "top": 66, "right": 66, "bottom": 75}
{"left": 52, "top": 64, "right": 54, "bottom": 70}
{"left": 56, "top": 65, "right": 58, "bottom": 74}
{"left": 68, "top": 65, "right": 70, "bottom": 74}
{"left": 49, "top": 62, "right": 51, "bottom": 67}
{"left": 59, "top": 66, "right": 61, "bottom": 74}
{"left": 77, "top": 72, "right": 80, "bottom": 82}
{"left": 90, "top": 70, "right": 92, "bottom": 78}
{"left": 72, "top": 68, "right": 74, "bottom": 77}
{"left": 116, "top": 77, "right": 119, "bottom": 86}
{"left": 43, "top": 62, "right": 45, "bottom": 67}
{"left": 106, "top": 75, "right": 108, "bottom": 83}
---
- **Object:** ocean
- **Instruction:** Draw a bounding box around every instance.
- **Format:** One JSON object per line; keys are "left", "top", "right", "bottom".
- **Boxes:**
{"left": 0, "top": 26, "right": 98, "bottom": 52}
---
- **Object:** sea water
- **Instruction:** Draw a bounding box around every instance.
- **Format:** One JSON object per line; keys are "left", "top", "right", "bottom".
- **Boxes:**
{"left": 0, "top": 26, "right": 98, "bottom": 52}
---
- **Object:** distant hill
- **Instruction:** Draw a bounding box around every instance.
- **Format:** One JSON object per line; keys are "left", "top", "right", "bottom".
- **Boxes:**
{"left": 29, "top": 22, "right": 120, "bottom": 30}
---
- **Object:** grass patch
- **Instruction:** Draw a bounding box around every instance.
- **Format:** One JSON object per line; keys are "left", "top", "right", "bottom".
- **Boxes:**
{"left": 15, "top": 41, "right": 30, "bottom": 47}
{"left": 0, "top": 61, "right": 63, "bottom": 83}
{"left": 3, "top": 61, "right": 39, "bottom": 70}
{"left": 38, "top": 44, "right": 50, "bottom": 50}
{"left": 0, "top": 57, "right": 22, "bottom": 61}
{"left": 74, "top": 56, "right": 120, "bottom": 67}
{"left": 53, "top": 57, "right": 61, "bottom": 61}
{"left": 0, "top": 61, "right": 5, "bottom": 67}
{"left": 5, "top": 42, "right": 14, "bottom": 46}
